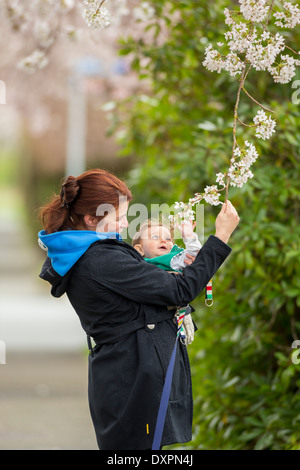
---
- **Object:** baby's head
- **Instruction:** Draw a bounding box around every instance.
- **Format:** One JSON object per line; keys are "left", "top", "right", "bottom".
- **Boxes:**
{"left": 132, "top": 220, "right": 174, "bottom": 258}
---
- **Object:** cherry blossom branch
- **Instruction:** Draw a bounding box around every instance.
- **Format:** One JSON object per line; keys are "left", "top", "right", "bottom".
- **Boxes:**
{"left": 237, "top": 116, "right": 257, "bottom": 127}
{"left": 241, "top": 87, "right": 275, "bottom": 113}
{"left": 168, "top": 0, "right": 300, "bottom": 224}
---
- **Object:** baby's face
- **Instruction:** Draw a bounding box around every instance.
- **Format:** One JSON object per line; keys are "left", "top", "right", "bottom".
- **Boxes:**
{"left": 140, "top": 226, "right": 173, "bottom": 258}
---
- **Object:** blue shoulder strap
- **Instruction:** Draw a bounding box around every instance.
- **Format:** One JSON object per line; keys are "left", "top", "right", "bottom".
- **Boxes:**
{"left": 151, "top": 307, "right": 187, "bottom": 450}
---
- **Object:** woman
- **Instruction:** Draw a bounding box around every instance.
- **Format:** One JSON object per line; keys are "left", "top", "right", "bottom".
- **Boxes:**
{"left": 38, "top": 168, "right": 239, "bottom": 450}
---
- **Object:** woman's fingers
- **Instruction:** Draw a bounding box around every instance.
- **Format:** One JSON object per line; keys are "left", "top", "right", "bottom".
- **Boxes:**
{"left": 184, "top": 253, "right": 196, "bottom": 265}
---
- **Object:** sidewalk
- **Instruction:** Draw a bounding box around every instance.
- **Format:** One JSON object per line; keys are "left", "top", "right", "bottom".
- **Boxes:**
{"left": 0, "top": 352, "right": 98, "bottom": 450}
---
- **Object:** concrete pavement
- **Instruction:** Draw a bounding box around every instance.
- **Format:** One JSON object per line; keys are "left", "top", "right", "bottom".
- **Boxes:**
{"left": 0, "top": 352, "right": 98, "bottom": 450}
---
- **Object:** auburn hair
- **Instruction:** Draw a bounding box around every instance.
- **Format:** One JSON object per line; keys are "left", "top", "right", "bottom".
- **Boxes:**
{"left": 39, "top": 168, "right": 132, "bottom": 234}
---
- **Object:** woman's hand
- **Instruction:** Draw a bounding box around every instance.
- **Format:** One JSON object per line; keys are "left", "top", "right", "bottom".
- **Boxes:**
{"left": 215, "top": 200, "right": 240, "bottom": 244}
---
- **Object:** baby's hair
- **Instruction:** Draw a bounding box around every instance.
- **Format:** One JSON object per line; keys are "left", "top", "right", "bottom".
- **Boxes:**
{"left": 132, "top": 219, "right": 174, "bottom": 247}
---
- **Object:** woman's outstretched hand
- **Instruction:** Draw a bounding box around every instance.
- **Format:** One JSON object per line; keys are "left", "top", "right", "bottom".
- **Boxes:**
{"left": 215, "top": 200, "right": 240, "bottom": 244}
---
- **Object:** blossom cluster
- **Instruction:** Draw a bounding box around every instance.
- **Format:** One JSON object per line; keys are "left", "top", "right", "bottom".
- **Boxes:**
{"left": 133, "top": 1, "right": 155, "bottom": 22}
{"left": 81, "top": 0, "right": 155, "bottom": 29}
{"left": 170, "top": 201, "right": 196, "bottom": 223}
{"left": 203, "top": 45, "right": 246, "bottom": 77}
{"left": 253, "top": 110, "right": 276, "bottom": 140}
{"left": 204, "top": 0, "right": 300, "bottom": 84}
{"left": 274, "top": 2, "right": 300, "bottom": 29}
{"left": 269, "top": 54, "right": 300, "bottom": 84}
{"left": 239, "top": 0, "right": 269, "bottom": 23}
{"left": 228, "top": 141, "right": 258, "bottom": 188}
{"left": 6, "top": 0, "right": 77, "bottom": 74}
{"left": 17, "top": 50, "right": 49, "bottom": 74}
{"left": 81, "top": 0, "right": 110, "bottom": 29}
{"left": 213, "top": 140, "right": 258, "bottom": 191}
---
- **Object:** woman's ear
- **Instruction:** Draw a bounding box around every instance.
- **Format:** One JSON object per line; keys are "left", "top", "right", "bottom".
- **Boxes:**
{"left": 84, "top": 214, "right": 98, "bottom": 230}
{"left": 133, "top": 244, "right": 144, "bottom": 256}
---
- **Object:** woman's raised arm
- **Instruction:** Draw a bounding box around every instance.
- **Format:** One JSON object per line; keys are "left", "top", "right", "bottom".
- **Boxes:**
{"left": 89, "top": 235, "right": 232, "bottom": 307}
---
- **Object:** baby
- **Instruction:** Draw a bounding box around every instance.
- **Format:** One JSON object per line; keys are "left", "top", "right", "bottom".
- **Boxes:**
{"left": 132, "top": 219, "right": 202, "bottom": 344}
{"left": 132, "top": 219, "right": 201, "bottom": 272}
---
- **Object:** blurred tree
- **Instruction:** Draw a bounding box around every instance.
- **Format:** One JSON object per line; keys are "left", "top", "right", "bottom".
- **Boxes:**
{"left": 109, "top": 0, "right": 300, "bottom": 449}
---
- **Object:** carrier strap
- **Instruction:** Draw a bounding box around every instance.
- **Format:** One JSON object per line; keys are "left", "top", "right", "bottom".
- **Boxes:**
{"left": 151, "top": 306, "right": 188, "bottom": 450}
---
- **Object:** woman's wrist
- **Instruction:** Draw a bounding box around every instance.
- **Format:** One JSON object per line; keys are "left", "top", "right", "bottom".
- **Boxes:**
{"left": 214, "top": 231, "right": 230, "bottom": 244}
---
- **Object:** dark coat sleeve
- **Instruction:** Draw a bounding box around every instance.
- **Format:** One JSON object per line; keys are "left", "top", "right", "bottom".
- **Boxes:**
{"left": 88, "top": 235, "right": 232, "bottom": 307}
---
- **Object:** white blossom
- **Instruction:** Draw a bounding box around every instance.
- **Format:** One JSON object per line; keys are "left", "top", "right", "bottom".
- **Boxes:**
{"left": 34, "top": 20, "right": 54, "bottom": 48}
{"left": 5, "top": 0, "right": 29, "bottom": 31}
{"left": 224, "top": 22, "right": 256, "bottom": 54}
{"left": 224, "top": 52, "right": 246, "bottom": 76}
{"left": 203, "top": 45, "right": 226, "bottom": 73}
{"left": 133, "top": 2, "right": 155, "bottom": 22}
{"left": 60, "top": 0, "right": 75, "bottom": 12}
{"left": 228, "top": 141, "right": 259, "bottom": 187}
{"left": 224, "top": 8, "right": 235, "bottom": 26}
{"left": 174, "top": 201, "right": 185, "bottom": 209}
{"left": 17, "top": 50, "right": 49, "bottom": 74}
{"left": 216, "top": 172, "right": 226, "bottom": 186}
{"left": 82, "top": 0, "right": 110, "bottom": 29}
{"left": 229, "top": 167, "right": 254, "bottom": 187}
{"left": 261, "top": 30, "right": 271, "bottom": 41}
{"left": 253, "top": 110, "right": 276, "bottom": 140}
{"left": 239, "top": 0, "right": 269, "bottom": 23}
{"left": 246, "top": 32, "right": 285, "bottom": 71}
{"left": 243, "top": 140, "right": 259, "bottom": 168}
{"left": 274, "top": 2, "right": 300, "bottom": 29}
{"left": 184, "top": 209, "right": 196, "bottom": 220}
{"left": 268, "top": 54, "right": 300, "bottom": 83}
{"left": 203, "top": 185, "right": 222, "bottom": 205}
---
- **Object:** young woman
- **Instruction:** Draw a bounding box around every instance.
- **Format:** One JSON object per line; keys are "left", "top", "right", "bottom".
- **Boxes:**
{"left": 38, "top": 168, "right": 239, "bottom": 450}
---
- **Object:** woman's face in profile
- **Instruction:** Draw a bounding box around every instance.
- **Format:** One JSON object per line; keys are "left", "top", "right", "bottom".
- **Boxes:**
{"left": 96, "top": 199, "right": 129, "bottom": 234}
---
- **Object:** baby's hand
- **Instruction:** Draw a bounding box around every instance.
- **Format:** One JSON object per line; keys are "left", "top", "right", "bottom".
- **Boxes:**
{"left": 177, "top": 220, "right": 196, "bottom": 239}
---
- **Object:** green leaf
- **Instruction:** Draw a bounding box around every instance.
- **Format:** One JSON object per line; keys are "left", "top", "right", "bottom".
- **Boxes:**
{"left": 238, "top": 429, "right": 264, "bottom": 442}
{"left": 197, "top": 121, "right": 218, "bottom": 131}
{"left": 254, "top": 432, "right": 274, "bottom": 450}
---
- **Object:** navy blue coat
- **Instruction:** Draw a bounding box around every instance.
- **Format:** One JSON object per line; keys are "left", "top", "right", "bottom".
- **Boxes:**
{"left": 40, "top": 235, "right": 231, "bottom": 450}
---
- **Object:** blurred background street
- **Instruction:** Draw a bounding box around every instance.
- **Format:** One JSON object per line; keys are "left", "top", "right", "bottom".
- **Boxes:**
{"left": 0, "top": 192, "right": 98, "bottom": 449}
{"left": 0, "top": 0, "right": 138, "bottom": 450}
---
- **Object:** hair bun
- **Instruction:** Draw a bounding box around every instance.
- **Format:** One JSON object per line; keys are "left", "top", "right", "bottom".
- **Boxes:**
{"left": 61, "top": 176, "right": 80, "bottom": 207}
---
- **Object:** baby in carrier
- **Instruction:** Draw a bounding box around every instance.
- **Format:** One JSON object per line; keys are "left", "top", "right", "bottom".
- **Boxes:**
{"left": 132, "top": 219, "right": 202, "bottom": 344}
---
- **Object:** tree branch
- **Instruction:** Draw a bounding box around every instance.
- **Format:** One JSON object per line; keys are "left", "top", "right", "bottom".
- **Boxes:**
{"left": 242, "top": 87, "right": 275, "bottom": 113}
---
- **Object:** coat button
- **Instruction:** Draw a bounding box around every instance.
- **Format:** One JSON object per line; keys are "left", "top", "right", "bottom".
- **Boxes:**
{"left": 147, "top": 324, "right": 155, "bottom": 330}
